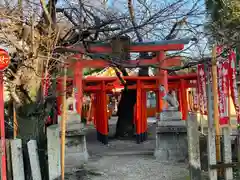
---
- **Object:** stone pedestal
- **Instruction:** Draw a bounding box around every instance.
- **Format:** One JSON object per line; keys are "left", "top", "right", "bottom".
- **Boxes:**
{"left": 64, "top": 122, "right": 88, "bottom": 172}
{"left": 47, "top": 113, "right": 88, "bottom": 180}
{"left": 154, "top": 111, "right": 187, "bottom": 162}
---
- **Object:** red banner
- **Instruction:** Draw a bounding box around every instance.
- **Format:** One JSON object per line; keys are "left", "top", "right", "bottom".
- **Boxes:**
{"left": 228, "top": 50, "right": 240, "bottom": 124}
{"left": 217, "top": 46, "right": 230, "bottom": 125}
{"left": 197, "top": 64, "right": 207, "bottom": 115}
{"left": 192, "top": 80, "right": 198, "bottom": 111}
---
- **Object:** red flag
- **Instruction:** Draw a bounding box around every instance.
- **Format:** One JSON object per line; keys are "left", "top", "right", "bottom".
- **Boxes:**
{"left": 217, "top": 46, "right": 230, "bottom": 125}
{"left": 192, "top": 80, "right": 198, "bottom": 111}
{"left": 228, "top": 50, "right": 240, "bottom": 124}
{"left": 197, "top": 64, "right": 207, "bottom": 115}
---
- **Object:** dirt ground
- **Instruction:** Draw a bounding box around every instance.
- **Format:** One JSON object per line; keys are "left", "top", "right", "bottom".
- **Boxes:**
{"left": 64, "top": 117, "right": 190, "bottom": 180}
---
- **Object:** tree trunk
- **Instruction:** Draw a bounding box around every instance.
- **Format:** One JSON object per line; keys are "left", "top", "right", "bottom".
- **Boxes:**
{"left": 115, "top": 67, "right": 149, "bottom": 138}
{"left": 115, "top": 89, "right": 136, "bottom": 138}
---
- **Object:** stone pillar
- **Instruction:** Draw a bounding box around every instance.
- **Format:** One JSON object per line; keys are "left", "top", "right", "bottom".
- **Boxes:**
{"left": 223, "top": 126, "right": 233, "bottom": 180}
{"left": 47, "top": 125, "right": 61, "bottom": 180}
{"left": 187, "top": 113, "right": 201, "bottom": 180}
{"left": 11, "top": 139, "right": 25, "bottom": 180}
{"left": 27, "top": 140, "right": 42, "bottom": 180}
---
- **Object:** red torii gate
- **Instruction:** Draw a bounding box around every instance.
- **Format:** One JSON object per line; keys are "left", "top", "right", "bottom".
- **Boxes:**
{"left": 82, "top": 75, "right": 197, "bottom": 144}
{"left": 56, "top": 39, "right": 198, "bottom": 144}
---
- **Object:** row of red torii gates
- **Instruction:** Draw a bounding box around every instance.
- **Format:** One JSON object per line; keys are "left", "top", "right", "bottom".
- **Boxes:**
{"left": 56, "top": 39, "right": 198, "bottom": 144}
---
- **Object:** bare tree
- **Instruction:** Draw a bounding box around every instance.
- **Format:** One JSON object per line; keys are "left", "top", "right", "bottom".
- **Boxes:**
{"left": 53, "top": 0, "right": 209, "bottom": 138}
{"left": 0, "top": 0, "right": 211, "bottom": 176}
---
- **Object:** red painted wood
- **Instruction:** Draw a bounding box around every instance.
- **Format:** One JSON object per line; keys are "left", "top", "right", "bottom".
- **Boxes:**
{"left": 95, "top": 92, "right": 102, "bottom": 135}
{"left": 178, "top": 89, "right": 183, "bottom": 114}
{"left": 69, "top": 56, "right": 181, "bottom": 68}
{"left": 101, "top": 81, "right": 108, "bottom": 136}
{"left": 0, "top": 49, "right": 10, "bottom": 71}
{"left": 141, "top": 90, "right": 147, "bottom": 135}
{"left": 74, "top": 61, "right": 83, "bottom": 115}
{"left": 180, "top": 79, "right": 188, "bottom": 120}
{"left": 136, "top": 80, "right": 141, "bottom": 136}
{"left": 71, "top": 43, "right": 184, "bottom": 54}
{"left": 0, "top": 72, "right": 6, "bottom": 180}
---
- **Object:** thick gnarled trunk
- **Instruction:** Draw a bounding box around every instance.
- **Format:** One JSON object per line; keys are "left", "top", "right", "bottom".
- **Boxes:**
{"left": 115, "top": 67, "right": 148, "bottom": 138}
{"left": 115, "top": 89, "right": 136, "bottom": 138}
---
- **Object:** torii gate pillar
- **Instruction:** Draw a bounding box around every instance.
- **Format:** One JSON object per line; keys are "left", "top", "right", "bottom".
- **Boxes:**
{"left": 157, "top": 52, "right": 168, "bottom": 113}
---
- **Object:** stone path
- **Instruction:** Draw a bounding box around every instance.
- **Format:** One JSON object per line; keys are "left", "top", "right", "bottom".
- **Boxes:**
{"left": 63, "top": 116, "right": 240, "bottom": 180}
{"left": 65, "top": 117, "right": 190, "bottom": 180}
{"left": 87, "top": 156, "right": 188, "bottom": 180}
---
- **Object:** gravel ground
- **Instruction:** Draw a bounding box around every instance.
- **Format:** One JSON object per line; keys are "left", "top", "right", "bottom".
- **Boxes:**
{"left": 87, "top": 156, "right": 188, "bottom": 180}
{"left": 63, "top": 117, "right": 190, "bottom": 180}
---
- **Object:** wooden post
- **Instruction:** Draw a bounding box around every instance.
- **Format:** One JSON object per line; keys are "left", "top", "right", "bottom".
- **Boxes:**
{"left": 101, "top": 81, "right": 108, "bottom": 144}
{"left": 73, "top": 58, "right": 83, "bottom": 117}
{"left": 238, "top": 125, "right": 240, "bottom": 177}
{"left": 238, "top": 60, "right": 240, "bottom": 177}
{"left": 93, "top": 94, "right": 97, "bottom": 127}
{"left": 178, "top": 89, "right": 183, "bottom": 114}
{"left": 211, "top": 46, "right": 221, "bottom": 165}
{"left": 0, "top": 72, "right": 7, "bottom": 180}
{"left": 136, "top": 80, "right": 142, "bottom": 143}
{"left": 13, "top": 102, "right": 18, "bottom": 138}
{"left": 157, "top": 52, "right": 165, "bottom": 113}
{"left": 180, "top": 79, "right": 188, "bottom": 120}
{"left": 95, "top": 92, "right": 101, "bottom": 142}
{"left": 141, "top": 89, "right": 147, "bottom": 141}
{"left": 60, "top": 67, "right": 67, "bottom": 180}
{"left": 163, "top": 70, "right": 168, "bottom": 109}
{"left": 205, "top": 64, "right": 218, "bottom": 180}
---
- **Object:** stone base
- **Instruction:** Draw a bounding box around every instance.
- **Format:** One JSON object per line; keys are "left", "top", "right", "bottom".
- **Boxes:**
{"left": 65, "top": 133, "right": 89, "bottom": 172}
{"left": 47, "top": 122, "right": 88, "bottom": 179}
{"left": 155, "top": 118, "right": 187, "bottom": 162}
{"left": 154, "top": 132, "right": 188, "bottom": 162}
